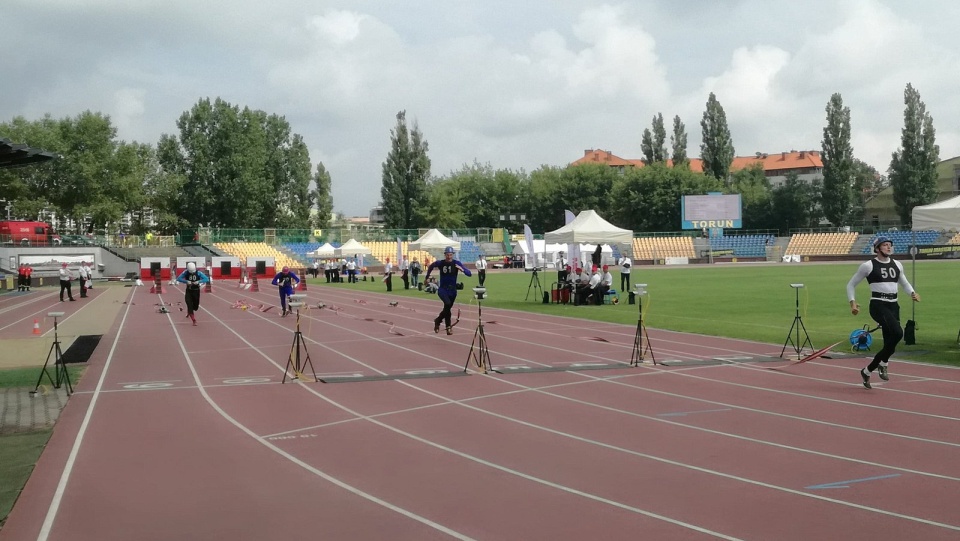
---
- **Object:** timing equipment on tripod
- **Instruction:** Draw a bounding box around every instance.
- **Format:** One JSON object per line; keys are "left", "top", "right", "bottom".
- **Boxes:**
{"left": 629, "top": 284, "right": 656, "bottom": 365}
{"left": 780, "top": 283, "right": 814, "bottom": 359}
{"left": 525, "top": 265, "right": 543, "bottom": 302}
{"left": 31, "top": 312, "right": 72, "bottom": 396}
{"left": 464, "top": 287, "right": 498, "bottom": 374}
{"left": 283, "top": 294, "right": 319, "bottom": 383}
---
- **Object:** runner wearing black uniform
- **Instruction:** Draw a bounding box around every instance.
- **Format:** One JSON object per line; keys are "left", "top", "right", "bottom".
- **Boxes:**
{"left": 176, "top": 262, "right": 210, "bottom": 326}
{"left": 425, "top": 246, "right": 472, "bottom": 335}
{"left": 846, "top": 236, "right": 920, "bottom": 389}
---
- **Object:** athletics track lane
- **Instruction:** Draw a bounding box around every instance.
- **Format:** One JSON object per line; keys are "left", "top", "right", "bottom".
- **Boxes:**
{"left": 2, "top": 282, "right": 959, "bottom": 540}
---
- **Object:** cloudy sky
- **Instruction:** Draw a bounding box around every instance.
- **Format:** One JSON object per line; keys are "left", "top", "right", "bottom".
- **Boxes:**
{"left": 2, "top": 0, "right": 958, "bottom": 216}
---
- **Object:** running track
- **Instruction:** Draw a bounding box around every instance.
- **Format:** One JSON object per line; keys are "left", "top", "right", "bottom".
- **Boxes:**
{"left": 2, "top": 282, "right": 959, "bottom": 540}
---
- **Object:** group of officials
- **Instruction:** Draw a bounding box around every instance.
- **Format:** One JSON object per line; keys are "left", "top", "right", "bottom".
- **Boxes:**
{"left": 55, "top": 262, "right": 94, "bottom": 302}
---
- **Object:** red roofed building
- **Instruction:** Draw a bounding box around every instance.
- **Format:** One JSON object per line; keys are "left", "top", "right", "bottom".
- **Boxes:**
{"left": 572, "top": 149, "right": 823, "bottom": 187}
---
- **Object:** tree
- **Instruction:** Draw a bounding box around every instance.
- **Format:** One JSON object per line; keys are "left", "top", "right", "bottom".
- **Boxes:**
{"left": 889, "top": 83, "right": 939, "bottom": 227}
{"left": 157, "top": 97, "right": 314, "bottom": 228}
{"left": 651, "top": 113, "right": 667, "bottom": 163}
{"left": 640, "top": 114, "right": 667, "bottom": 165}
{"left": 670, "top": 115, "right": 688, "bottom": 168}
{"left": 769, "top": 172, "right": 821, "bottom": 231}
{"left": 820, "top": 93, "right": 855, "bottom": 226}
{"left": 609, "top": 164, "right": 723, "bottom": 231}
{"left": 311, "top": 162, "right": 334, "bottom": 230}
{"left": 729, "top": 164, "right": 774, "bottom": 230}
{"left": 700, "top": 92, "right": 735, "bottom": 182}
{"left": 380, "top": 110, "right": 431, "bottom": 229}
{"left": 849, "top": 159, "right": 882, "bottom": 224}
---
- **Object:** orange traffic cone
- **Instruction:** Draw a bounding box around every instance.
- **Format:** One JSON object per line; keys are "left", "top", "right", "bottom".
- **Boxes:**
{"left": 32, "top": 319, "right": 41, "bottom": 335}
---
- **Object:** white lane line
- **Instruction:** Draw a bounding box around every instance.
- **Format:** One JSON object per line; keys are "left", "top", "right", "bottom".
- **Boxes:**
{"left": 37, "top": 287, "right": 137, "bottom": 541}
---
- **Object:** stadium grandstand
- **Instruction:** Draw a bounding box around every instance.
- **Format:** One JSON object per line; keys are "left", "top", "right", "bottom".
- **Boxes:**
{"left": 859, "top": 231, "right": 941, "bottom": 254}
{"left": 708, "top": 234, "right": 775, "bottom": 257}
{"left": 213, "top": 242, "right": 304, "bottom": 271}
{"left": 631, "top": 236, "right": 696, "bottom": 260}
{"left": 784, "top": 232, "right": 859, "bottom": 256}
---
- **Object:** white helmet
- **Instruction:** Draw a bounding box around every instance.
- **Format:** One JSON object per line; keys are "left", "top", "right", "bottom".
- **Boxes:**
{"left": 186, "top": 262, "right": 197, "bottom": 272}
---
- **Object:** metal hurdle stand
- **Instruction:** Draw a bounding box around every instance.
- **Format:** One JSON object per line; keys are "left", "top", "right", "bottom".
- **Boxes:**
{"left": 629, "top": 284, "right": 656, "bottom": 366}
{"left": 780, "top": 283, "right": 814, "bottom": 359}
{"left": 31, "top": 312, "right": 73, "bottom": 396}
{"left": 282, "top": 294, "right": 319, "bottom": 383}
{"left": 464, "top": 287, "right": 499, "bottom": 374}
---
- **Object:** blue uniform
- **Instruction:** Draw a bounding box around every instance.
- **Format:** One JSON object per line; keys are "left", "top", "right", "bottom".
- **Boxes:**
{"left": 425, "top": 259, "right": 472, "bottom": 332}
{"left": 271, "top": 270, "right": 301, "bottom": 314}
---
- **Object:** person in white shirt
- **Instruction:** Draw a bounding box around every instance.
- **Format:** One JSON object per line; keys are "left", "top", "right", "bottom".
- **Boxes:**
{"left": 78, "top": 261, "right": 90, "bottom": 298}
{"left": 598, "top": 265, "right": 613, "bottom": 303}
{"left": 475, "top": 256, "right": 487, "bottom": 286}
{"left": 383, "top": 258, "right": 393, "bottom": 292}
{"left": 556, "top": 253, "right": 567, "bottom": 283}
{"left": 619, "top": 256, "right": 632, "bottom": 292}
{"left": 586, "top": 266, "right": 602, "bottom": 305}
{"left": 346, "top": 258, "right": 357, "bottom": 283}
{"left": 846, "top": 236, "right": 920, "bottom": 389}
{"left": 400, "top": 256, "right": 410, "bottom": 289}
{"left": 58, "top": 263, "right": 75, "bottom": 302}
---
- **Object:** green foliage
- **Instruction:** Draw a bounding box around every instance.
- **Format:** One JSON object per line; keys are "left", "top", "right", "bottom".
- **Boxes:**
{"left": 640, "top": 113, "right": 668, "bottom": 165}
{"left": 821, "top": 93, "right": 855, "bottom": 226}
{"left": 769, "top": 172, "right": 822, "bottom": 230}
{"left": 312, "top": 162, "right": 334, "bottom": 230}
{"left": 381, "top": 110, "right": 431, "bottom": 229}
{"left": 610, "top": 164, "right": 724, "bottom": 231}
{"left": 670, "top": 115, "right": 688, "bottom": 168}
{"left": 889, "top": 83, "right": 939, "bottom": 227}
{"left": 700, "top": 92, "right": 735, "bottom": 182}
{"left": 728, "top": 164, "right": 774, "bottom": 229}
{"left": 157, "top": 97, "right": 312, "bottom": 229}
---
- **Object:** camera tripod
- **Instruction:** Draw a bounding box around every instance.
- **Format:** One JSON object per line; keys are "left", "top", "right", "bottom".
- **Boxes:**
{"left": 525, "top": 267, "right": 543, "bottom": 301}
{"left": 629, "top": 291, "right": 656, "bottom": 366}
{"left": 780, "top": 285, "right": 814, "bottom": 359}
{"left": 464, "top": 297, "right": 498, "bottom": 374}
{"left": 31, "top": 313, "right": 72, "bottom": 396}
{"left": 283, "top": 302, "right": 319, "bottom": 383}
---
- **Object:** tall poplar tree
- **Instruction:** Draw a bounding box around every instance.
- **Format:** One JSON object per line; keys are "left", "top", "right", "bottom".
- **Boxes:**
{"left": 641, "top": 114, "right": 668, "bottom": 165}
{"left": 820, "top": 93, "right": 855, "bottom": 226}
{"left": 670, "top": 115, "right": 688, "bottom": 167}
{"left": 889, "top": 83, "right": 939, "bottom": 227}
{"left": 311, "top": 162, "right": 333, "bottom": 230}
{"left": 700, "top": 92, "right": 735, "bottom": 182}
{"left": 380, "top": 110, "right": 430, "bottom": 228}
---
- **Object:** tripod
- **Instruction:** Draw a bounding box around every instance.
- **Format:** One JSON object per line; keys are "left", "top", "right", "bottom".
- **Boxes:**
{"left": 780, "top": 285, "right": 814, "bottom": 359}
{"left": 629, "top": 293, "right": 656, "bottom": 366}
{"left": 464, "top": 296, "right": 498, "bottom": 374}
{"left": 525, "top": 268, "right": 543, "bottom": 301}
{"left": 282, "top": 303, "right": 318, "bottom": 383}
{"left": 31, "top": 313, "right": 72, "bottom": 396}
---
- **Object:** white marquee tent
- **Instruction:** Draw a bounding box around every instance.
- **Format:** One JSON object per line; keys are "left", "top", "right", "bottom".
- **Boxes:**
{"left": 335, "top": 239, "right": 372, "bottom": 257}
{"left": 409, "top": 229, "right": 461, "bottom": 251}
{"left": 911, "top": 195, "right": 960, "bottom": 231}
{"left": 306, "top": 242, "right": 336, "bottom": 258}
{"left": 543, "top": 210, "right": 633, "bottom": 245}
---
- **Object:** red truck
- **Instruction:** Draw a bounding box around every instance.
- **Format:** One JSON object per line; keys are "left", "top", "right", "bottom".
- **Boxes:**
{"left": 0, "top": 221, "right": 60, "bottom": 246}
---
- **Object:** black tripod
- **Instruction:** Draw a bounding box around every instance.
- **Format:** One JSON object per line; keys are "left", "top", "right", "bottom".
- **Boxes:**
{"left": 464, "top": 294, "right": 498, "bottom": 374}
{"left": 629, "top": 290, "right": 656, "bottom": 366}
{"left": 31, "top": 313, "right": 72, "bottom": 396}
{"left": 780, "top": 285, "right": 814, "bottom": 359}
{"left": 525, "top": 268, "right": 543, "bottom": 301}
{"left": 283, "top": 303, "right": 319, "bottom": 383}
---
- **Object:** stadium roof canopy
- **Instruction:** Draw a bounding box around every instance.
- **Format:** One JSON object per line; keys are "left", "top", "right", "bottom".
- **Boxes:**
{"left": 0, "top": 137, "right": 57, "bottom": 169}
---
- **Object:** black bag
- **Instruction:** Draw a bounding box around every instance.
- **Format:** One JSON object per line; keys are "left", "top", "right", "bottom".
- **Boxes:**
{"left": 904, "top": 320, "right": 916, "bottom": 345}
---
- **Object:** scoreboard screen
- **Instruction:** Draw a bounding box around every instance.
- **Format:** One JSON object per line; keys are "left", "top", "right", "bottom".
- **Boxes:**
{"left": 681, "top": 194, "right": 742, "bottom": 229}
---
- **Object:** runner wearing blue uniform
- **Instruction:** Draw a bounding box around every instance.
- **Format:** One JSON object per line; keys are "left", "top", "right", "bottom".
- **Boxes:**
{"left": 425, "top": 247, "right": 472, "bottom": 335}
{"left": 271, "top": 266, "right": 301, "bottom": 317}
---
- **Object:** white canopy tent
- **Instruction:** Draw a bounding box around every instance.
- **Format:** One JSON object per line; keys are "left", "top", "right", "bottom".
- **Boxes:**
{"left": 543, "top": 210, "right": 633, "bottom": 245}
{"left": 912, "top": 195, "right": 960, "bottom": 230}
{"left": 409, "top": 229, "right": 461, "bottom": 251}
{"left": 335, "top": 238, "right": 372, "bottom": 257}
{"left": 307, "top": 242, "right": 336, "bottom": 258}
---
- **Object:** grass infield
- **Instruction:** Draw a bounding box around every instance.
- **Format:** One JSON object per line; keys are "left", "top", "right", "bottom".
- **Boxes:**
{"left": 312, "top": 260, "right": 960, "bottom": 367}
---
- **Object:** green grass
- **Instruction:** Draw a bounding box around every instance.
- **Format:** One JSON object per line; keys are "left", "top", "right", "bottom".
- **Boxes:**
{"left": 309, "top": 261, "right": 960, "bottom": 366}
{"left": 0, "top": 430, "right": 52, "bottom": 529}
{"left": 0, "top": 366, "right": 86, "bottom": 388}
